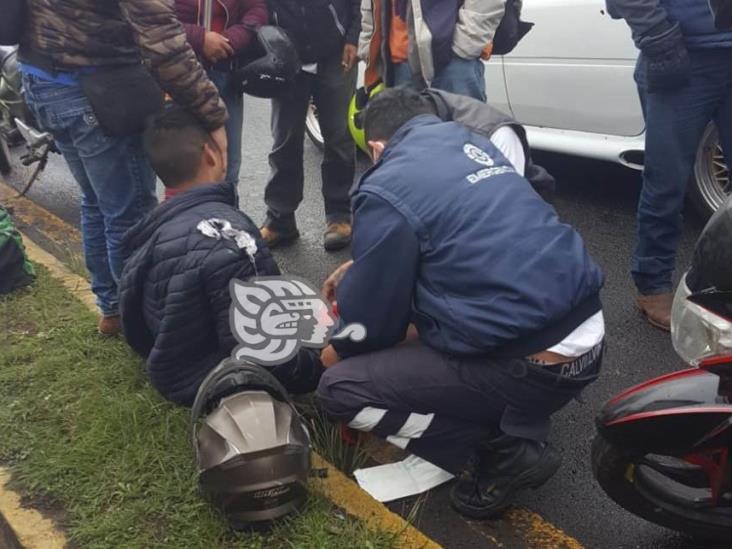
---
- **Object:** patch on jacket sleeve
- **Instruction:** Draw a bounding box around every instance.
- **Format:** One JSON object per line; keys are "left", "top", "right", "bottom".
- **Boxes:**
{"left": 196, "top": 218, "right": 258, "bottom": 257}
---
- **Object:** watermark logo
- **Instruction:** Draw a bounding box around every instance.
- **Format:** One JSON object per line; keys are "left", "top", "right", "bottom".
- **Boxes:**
{"left": 463, "top": 143, "right": 494, "bottom": 167}
{"left": 463, "top": 142, "right": 515, "bottom": 185}
{"left": 229, "top": 276, "right": 366, "bottom": 366}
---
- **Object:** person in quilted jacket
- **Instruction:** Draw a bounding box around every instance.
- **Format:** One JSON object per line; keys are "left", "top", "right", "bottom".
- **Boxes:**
{"left": 119, "top": 105, "right": 322, "bottom": 406}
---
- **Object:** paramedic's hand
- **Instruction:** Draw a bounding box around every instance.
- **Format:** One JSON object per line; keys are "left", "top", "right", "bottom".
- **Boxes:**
{"left": 204, "top": 32, "right": 234, "bottom": 64}
{"left": 323, "top": 260, "right": 353, "bottom": 303}
{"left": 321, "top": 345, "right": 340, "bottom": 368}
{"left": 342, "top": 44, "right": 358, "bottom": 71}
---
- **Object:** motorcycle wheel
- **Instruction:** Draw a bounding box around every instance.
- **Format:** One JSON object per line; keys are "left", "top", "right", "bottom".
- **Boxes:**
{"left": 592, "top": 435, "right": 732, "bottom": 541}
{"left": 0, "top": 135, "right": 11, "bottom": 175}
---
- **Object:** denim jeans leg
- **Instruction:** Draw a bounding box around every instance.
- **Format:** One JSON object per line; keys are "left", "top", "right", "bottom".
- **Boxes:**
{"left": 633, "top": 51, "right": 725, "bottom": 294}
{"left": 79, "top": 134, "right": 157, "bottom": 283}
{"left": 21, "top": 75, "right": 131, "bottom": 315}
{"left": 392, "top": 62, "right": 416, "bottom": 87}
{"left": 207, "top": 70, "right": 243, "bottom": 197}
{"left": 313, "top": 54, "right": 357, "bottom": 224}
{"left": 431, "top": 56, "right": 486, "bottom": 102}
{"left": 264, "top": 71, "right": 313, "bottom": 230}
{"left": 56, "top": 136, "right": 120, "bottom": 316}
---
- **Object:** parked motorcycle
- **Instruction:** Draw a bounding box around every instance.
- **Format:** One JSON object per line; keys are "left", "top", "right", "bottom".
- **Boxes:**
{"left": 593, "top": 196, "right": 732, "bottom": 540}
{"left": 0, "top": 45, "right": 54, "bottom": 195}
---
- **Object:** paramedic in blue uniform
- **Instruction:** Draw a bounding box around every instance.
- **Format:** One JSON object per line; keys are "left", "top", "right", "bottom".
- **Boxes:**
{"left": 316, "top": 87, "right": 606, "bottom": 520}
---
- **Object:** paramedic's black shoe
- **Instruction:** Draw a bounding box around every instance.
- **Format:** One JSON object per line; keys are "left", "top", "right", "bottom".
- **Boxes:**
{"left": 450, "top": 435, "right": 561, "bottom": 519}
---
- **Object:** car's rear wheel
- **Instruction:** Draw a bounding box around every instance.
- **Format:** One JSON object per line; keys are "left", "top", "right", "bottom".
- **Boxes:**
{"left": 305, "top": 102, "right": 324, "bottom": 151}
{"left": 692, "top": 123, "right": 730, "bottom": 219}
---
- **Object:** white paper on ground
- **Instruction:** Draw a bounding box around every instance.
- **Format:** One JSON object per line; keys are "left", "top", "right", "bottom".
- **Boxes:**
{"left": 353, "top": 455, "right": 455, "bottom": 503}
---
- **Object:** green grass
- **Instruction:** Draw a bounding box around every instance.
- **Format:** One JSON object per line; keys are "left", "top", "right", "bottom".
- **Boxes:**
{"left": 0, "top": 267, "right": 398, "bottom": 549}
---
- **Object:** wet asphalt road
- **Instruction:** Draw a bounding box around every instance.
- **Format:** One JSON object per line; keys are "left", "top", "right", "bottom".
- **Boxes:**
{"left": 1, "top": 97, "right": 720, "bottom": 549}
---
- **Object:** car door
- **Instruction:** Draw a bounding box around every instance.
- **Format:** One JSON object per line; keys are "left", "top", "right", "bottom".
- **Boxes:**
{"left": 503, "top": 0, "right": 644, "bottom": 137}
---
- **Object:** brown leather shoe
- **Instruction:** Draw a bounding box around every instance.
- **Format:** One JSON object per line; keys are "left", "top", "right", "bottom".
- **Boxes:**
{"left": 636, "top": 293, "right": 672, "bottom": 331}
{"left": 98, "top": 314, "right": 122, "bottom": 337}
{"left": 324, "top": 222, "right": 352, "bottom": 251}
{"left": 259, "top": 225, "right": 300, "bottom": 249}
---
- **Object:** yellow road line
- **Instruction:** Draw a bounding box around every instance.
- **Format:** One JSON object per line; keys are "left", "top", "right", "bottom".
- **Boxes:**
{"left": 0, "top": 469, "right": 65, "bottom": 549}
{"left": 311, "top": 454, "right": 440, "bottom": 549}
{"left": 505, "top": 509, "right": 584, "bottom": 549}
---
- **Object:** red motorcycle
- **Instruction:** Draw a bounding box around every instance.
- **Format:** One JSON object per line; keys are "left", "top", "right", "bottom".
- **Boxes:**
{"left": 593, "top": 196, "right": 732, "bottom": 540}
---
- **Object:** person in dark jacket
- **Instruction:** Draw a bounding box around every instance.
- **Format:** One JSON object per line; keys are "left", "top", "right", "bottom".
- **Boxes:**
{"left": 316, "top": 87, "right": 605, "bottom": 519}
{"left": 119, "top": 106, "right": 322, "bottom": 406}
{"left": 606, "top": 0, "right": 732, "bottom": 330}
{"left": 260, "top": 0, "right": 361, "bottom": 252}
{"left": 20, "top": 0, "right": 228, "bottom": 336}
{"left": 174, "top": 0, "right": 268, "bottom": 195}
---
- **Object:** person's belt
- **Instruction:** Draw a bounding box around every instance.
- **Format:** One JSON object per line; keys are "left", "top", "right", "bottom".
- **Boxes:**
{"left": 528, "top": 349, "right": 573, "bottom": 365}
{"left": 19, "top": 48, "right": 99, "bottom": 78}
{"left": 528, "top": 342, "right": 603, "bottom": 378}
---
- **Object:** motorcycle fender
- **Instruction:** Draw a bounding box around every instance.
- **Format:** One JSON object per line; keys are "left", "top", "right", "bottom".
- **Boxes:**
{"left": 597, "top": 366, "right": 732, "bottom": 454}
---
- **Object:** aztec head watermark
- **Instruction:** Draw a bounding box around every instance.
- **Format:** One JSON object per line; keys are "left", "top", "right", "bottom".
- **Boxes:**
{"left": 229, "top": 276, "right": 366, "bottom": 366}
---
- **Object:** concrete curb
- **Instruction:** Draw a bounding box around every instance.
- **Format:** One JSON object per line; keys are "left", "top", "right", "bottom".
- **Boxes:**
{"left": 0, "top": 470, "right": 65, "bottom": 549}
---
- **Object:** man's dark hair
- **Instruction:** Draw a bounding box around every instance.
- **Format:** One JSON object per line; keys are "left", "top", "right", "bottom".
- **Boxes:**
{"left": 143, "top": 105, "right": 217, "bottom": 188}
{"left": 363, "top": 86, "right": 435, "bottom": 144}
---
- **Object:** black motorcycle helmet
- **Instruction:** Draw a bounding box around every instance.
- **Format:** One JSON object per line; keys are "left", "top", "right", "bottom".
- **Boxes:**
{"left": 234, "top": 26, "right": 301, "bottom": 98}
{"left": 685, "top": 194, "right": 732, "bottom": 317}
{"left": 191, "top": 359, "right": 311, "bottom": 530}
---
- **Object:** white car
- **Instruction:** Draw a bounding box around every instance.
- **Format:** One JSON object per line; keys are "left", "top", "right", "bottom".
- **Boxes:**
{"left": 306, "top": 0, "right": 729, "bottom": 217}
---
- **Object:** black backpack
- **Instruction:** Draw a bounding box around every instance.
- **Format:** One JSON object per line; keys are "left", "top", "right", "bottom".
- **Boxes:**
{"left": 0, "top": 0, "right": 27, "bottom": 46}
{"left": 492, "top": 0, "right": 534, "bottom": 56}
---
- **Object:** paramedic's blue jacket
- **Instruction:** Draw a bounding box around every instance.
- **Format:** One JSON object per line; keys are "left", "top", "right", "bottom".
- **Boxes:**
{"left": 333, "top": 115, "right": 604, "bottom": 359}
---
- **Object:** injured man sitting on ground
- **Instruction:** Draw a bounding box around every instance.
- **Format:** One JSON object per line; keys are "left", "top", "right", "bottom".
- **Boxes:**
{"left": 119, "top": 105, "right": 323, "bottom": 406}
{"left": 317, "top": 87, "right": 606, "bottom": 519}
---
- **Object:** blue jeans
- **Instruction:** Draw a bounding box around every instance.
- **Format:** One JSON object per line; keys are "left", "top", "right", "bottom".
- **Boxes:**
{"left": 207, "top": 69, "right": 243, "bottom": 189}
{"left": 22, "top": 73, "right": 157, "bottom": 315}
{"left": 633, "top": 48, "right": 732, "bottom": 294}
{"left": 393, "top": 55, "right": 486, "bottom": 102}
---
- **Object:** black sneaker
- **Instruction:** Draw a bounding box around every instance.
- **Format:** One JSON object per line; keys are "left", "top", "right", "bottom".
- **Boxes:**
{"left": 450, "top": 436, "right": 561, "bottom": 519}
